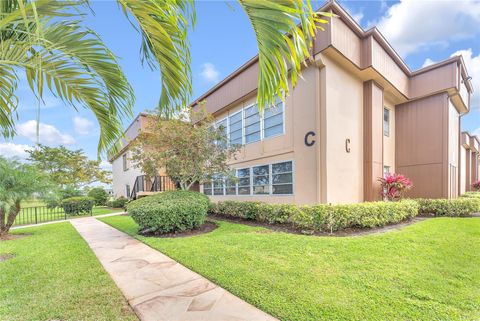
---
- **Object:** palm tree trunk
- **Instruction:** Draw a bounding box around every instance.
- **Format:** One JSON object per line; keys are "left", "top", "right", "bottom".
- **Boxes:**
{"left": 2, "top": 200, "right": 20, "bottom": 235}
{"left": 0, "top": 208, "right": 6, "bottom": 236}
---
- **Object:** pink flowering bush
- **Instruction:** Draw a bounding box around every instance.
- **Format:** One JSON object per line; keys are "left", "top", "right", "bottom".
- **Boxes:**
{"left": 472, "top": 180, "right": 480, "bottom": 191}
{"left": 379, "top": 173, "right": 413, "bottom": 201}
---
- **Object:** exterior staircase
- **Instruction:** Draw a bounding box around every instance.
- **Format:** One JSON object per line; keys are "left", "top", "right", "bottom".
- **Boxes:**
{"left": 130, "top": 175, "right": 176, "bottom": 199}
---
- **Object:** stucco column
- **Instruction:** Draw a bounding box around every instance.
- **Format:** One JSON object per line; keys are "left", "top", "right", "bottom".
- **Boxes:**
{"left": 465, "top": 149, "right": 472, "bottom": 191}
{"left": 363, "top": 80, "right": 384, "bottom": 201}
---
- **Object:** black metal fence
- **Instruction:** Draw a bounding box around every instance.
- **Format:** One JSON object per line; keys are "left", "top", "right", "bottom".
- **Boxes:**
{"left": 13, "top": 205, "right": 92, "bottom": 227}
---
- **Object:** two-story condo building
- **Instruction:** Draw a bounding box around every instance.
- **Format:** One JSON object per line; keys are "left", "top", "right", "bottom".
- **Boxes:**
{"left": 110, "top": 1, "right": 474, "bottom": 205}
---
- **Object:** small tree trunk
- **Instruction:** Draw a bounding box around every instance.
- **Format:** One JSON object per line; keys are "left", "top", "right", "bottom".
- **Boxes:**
{"left": 0, "top": 209, "right": 6, "bottom": 236}
{"left": 2, "top": 200, "right": 21, "bottom": 236}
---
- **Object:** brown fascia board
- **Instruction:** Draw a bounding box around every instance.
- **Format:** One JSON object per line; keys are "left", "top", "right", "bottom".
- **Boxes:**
{"left": 107, "top": 112, "right": 152, "bottom": 162}
{"left": 189, "top": 0, "right": 472, "bottom": 108}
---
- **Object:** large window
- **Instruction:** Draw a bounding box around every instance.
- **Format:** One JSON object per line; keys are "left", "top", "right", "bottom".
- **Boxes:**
{"left": 272, "top": 161, "right": 293, "bottom": 194}
{"left": 263, "top": 99, "right": 284, "bottom": 138}
{"left": 244, "top": 104, "right": 261, "bottom": 143}
{"left": 125, "top": 184, "right": 130, "bottom": 197}
{"left": 252, "top": 165, "right": 270, "bottom": 194}
{"left": 122, "top": 153, "right": 129, "bottom": 171}
{"left": 202, "top": 161, "right": 293, "bottom": 196}
{"left": 216, "top": 118, "right": 228, "bottom": 148}
{"left": 383, "top": 107, "right": 390, "bottom": 136}
{"left": 237, "top": 168, "right": 251, "bottom": 195}
{"left": 228, "top": 111, "right": 243, "bottom": 146}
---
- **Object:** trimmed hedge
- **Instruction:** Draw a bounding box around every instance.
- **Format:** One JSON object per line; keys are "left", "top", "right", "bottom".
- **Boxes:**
{"left": 61, "top": 197, "right": 95, "bottom": 216}
{"left": 108, "top": 196, "right": 129, "bottom": 209}
{"left": 460, "top": 191, "right": 480, "bottom": 199}
{"left": 416, "top": 198, "right": 480, "bottom": 217}
{"left": 128, "top": 191, "right": 210, "bottom": 234}
{"left": 210, "top": 200, "right": 419, "bottom": 233}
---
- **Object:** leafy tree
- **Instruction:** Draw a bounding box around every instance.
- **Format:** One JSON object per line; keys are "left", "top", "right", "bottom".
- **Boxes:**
{"left": 87, "top": 187, "right": 109, "bottom": 206}
{"left": 0, "top": 1, "right": 331, "bottom": 155}
{"left": 26, "top": 145, "right": 111, "bottom": 189}
{"left": 130, "top": 109, "right": 240, "bottom": 190}
{"left": 0, "top": 157, "right": 52, "bottom": 236}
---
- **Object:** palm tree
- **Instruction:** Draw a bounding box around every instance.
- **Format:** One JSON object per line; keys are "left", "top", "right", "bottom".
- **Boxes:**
{"left": 0, "top": 0, "right": 330, "bottom": 154}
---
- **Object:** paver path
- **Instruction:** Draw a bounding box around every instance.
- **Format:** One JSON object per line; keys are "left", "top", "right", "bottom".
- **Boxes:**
{"left": 71, "top": 217, "right": 278, "bottom": 321}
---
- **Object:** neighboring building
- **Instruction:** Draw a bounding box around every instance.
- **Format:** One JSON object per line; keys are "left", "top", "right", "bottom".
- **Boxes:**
{"left": 191, "top": 0, "right": 473, "bottom": 205}
{"left": 460, "top": 132, "right": 480, "bottom": 194}
{"left": 109, "top": 113, "right": 176, "bottom": 198}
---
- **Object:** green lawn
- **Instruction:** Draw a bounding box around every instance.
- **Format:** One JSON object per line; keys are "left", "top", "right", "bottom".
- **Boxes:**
{"left": 100, "top": 215, "right": 480, "bottom": 321}
{"left": 0, "top": 223, "right": 137, "bottom": 321}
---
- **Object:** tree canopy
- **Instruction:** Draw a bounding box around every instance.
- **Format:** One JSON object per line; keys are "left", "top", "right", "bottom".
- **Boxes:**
{"left": 130, "top": 109, "right": 239, "bottom": 190}
{"left": 26, "top": 144, "right": 111, "bottom": 189}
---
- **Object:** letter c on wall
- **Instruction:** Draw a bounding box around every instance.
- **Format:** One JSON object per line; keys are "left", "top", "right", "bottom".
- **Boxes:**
{"left": 305, "top": 131, "right": 316, "bottom": 147}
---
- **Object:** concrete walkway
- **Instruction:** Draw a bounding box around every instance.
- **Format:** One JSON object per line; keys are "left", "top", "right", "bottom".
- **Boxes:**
{"left": 71, "top": 217, "right": 278, "bottom": 321}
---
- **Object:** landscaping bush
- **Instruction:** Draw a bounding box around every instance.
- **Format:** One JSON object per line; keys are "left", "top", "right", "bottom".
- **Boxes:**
{"left": 472, "top": 180, "right": 480, "bottom": 191}
{"left": 87, "top": 187, "right": 109, "bottom": 206}
{"left": 460, "top": 191, "right": 480, "bottom": 199}
{"left": 108, "top": 196, "right": 129, "bottom": 209}
{"left": 61, "top": 197, "right": 95, "bottom": 216}
{"left": 378, "top": 173, "right": 413, "bottom": 201}
{"left": 211, "top": 200, "right": 419, "bottom": 233}
{"left": 127, "top": 191, "right": 210, "bottom": 234}
{"left": 416, "top": 198, "right": 480, "bottom": 217}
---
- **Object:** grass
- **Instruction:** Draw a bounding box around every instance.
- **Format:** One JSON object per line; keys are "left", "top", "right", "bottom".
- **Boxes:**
{"left": 0, "top": 223, "right": 137, "bottom": 321}
{"left": 100, "top": 215, "right": 480, "bottom": 321}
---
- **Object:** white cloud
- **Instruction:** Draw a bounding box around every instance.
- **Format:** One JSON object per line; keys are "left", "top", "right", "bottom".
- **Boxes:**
{"left": 343, "top": 4, "right": 364, "bottom": 25}
{"left": 0, "top": 142, "right": 32, "bottom": 159}
{"left": 99, "top": 160, "right": 112, "bottom": 170}
{"left": 200, "top": 63, "right": 220, "bottom": 83}
{"left": 73, "top": 116, "right": 94, "bottom": 135}
{"left": 17, "top": 120, "right": 75, "bottom": 145}
{"left": 422, "top": 49, "right": 480, "bottom": 110}
{"left": 376, "top": 0, "right": 480, "bottom": 57}
{"left": 421, "top": 58, "right": 436, "bottom": 68}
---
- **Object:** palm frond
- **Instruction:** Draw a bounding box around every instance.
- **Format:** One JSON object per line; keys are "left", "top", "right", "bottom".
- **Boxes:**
{"left": 117, "top": 0, "right": 195, "bottom": 115}
{"left": 239, "top": 0, "right": 331, "bottom": 112}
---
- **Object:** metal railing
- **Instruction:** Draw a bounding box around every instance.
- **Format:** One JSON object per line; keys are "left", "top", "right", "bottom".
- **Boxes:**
{"left": 151, "top": 175, "right": 176, "bottom": 193}
{"left": 13, "top": 205, "right": 93, "bottom": 227}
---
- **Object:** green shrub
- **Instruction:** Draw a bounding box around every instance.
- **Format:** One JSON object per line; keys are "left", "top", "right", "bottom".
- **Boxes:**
{"left": 108, "top": 196, "right": 129, "bottom": 209}
{"left": 87, "top": 187, "right": 109, "bottom": 206}
{"left": 212, "top": 200, "right": 419, "bottom": 232}
{"left": 61, "top": 197, "right": 95, "bottom": 216}
{"left": 127, "top": 191, "right": 210, "bottom": 234}
{"left": 417, "top": 198, "right": 480, "bottom": 217}
{"left": 460, "top": 191, "right": 480, "bottom": 199}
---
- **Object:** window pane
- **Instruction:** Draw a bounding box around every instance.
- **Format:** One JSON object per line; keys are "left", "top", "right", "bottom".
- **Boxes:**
{"left": 226, "top": 187, "right": 236, "bottom": 195}
{"left": 203, "top": 188, "right": 212, "bottom": 195}
{"left": 253, "top": 165, "right": 269, "bottom": 175}
{"left": 203, "top": 182, "right": 212, "bottom": 189}
{"left": 213, "top": 188, "right": 224, "bottom": 195}
{"left": 383, "top": 108, "right": 390, "bottom": 136}
{"left": 238, "top": 178, "right": 250, "bottom": 186}
{"left": 264, "top": 106, "right": 282, "bottom": 118}
{"left": 245, "top": 123, "right": 260, "bottom": 135}
{"left": 272, "top": 161, "right": 292, "bottom": 174}
{"left": 229, "top": 111, "right": 242, "bottom": 123}
{"left": 237, "top": 168, "right": 250, "bottom": 178}
{"left": 244, "top": 104, "right": 259, "bottom": 117}
{"left": 253, "top": 175, "right": 269, "bottom": 186}
{"left": 264, "top": 113, "right": 283, "bottom": 129}
{"left": 229, "top": 121, "right": 242, "bottom": 132}
{"left": 238, "top": 186, "right": 250, "bottom": 195}
{"left": 246, "top": 132, "right": 261, "bottom": 143}
{"left": 264, "top": 124, "right": 283, "bottom": 138}
{"left": 253, "top": 185, "right": 269, "bottom": 194}
{"left": 272, "top": 184, "right": 293, "bottom": 195}
{"left": 273, "top": 173, "right": 292, "bottom": 184}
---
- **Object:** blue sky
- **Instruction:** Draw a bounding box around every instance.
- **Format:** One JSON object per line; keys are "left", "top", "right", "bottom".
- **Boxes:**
{"left": 1, "top": 0, "right": 479, "bottom": 167}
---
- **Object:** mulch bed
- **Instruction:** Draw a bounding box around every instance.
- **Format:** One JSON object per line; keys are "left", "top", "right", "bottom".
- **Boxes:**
{"left": 0, "top": 233, "right": 31, "bottom": 242}
{"left": 0, "top": 253, "right": 15, "bottom": 262}
{"left": 208, "top": 214, "right": 430, "bottom": 237}
{"left": 141, "top": 221, "right": 218, "bottom": 238}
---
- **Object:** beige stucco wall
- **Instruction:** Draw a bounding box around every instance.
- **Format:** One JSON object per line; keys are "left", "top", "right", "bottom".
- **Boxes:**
{"left": 203, "top": 65, "right": 320, "bottom": 205}
{"left": 383, "top": 100, "right": 395, "bottom": 172}
{"left": 460, "top": 145, "right": 467, "bottom": 195}
{"left": 112, "top": 150, "right": 143, "bottom": 198}
{"left": 322, "top": 54, "right": 364, "bottom": 204}
{"left": 448, "top": 100, "right": 460, "bottom": 198}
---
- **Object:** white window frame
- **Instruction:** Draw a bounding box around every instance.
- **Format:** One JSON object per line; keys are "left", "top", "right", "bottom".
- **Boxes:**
{"left": 262, "top": 98, "right": 285, "bottom": 140}
{"left": 228, "top": 110, "right": 243, "bottom": 146}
